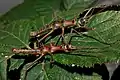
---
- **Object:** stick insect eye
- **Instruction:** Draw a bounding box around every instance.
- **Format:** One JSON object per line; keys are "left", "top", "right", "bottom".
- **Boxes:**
{"left": 78, "top": 18, "right": 86, "bottom": 26}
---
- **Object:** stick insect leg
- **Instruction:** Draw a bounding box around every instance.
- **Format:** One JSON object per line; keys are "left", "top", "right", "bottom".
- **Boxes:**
{"left": 38, "top": 30, "right": 54, "bottom": 43}
{"left": 49, "top": 53, "right": 54, "bottom": 63}
{"left": 68, "top": 28, "right": 83, "bottom": 44}
{"left": 83, "top": 8, "right": 93, "bottom": 20}
{"left": 48, "top": 53, "right": 55, "bottom": 68}
{"left": 78, "top": 8, "right": 93, "bottom": 27}
{"left": 61, "top": 27, "right": 66, "bottom": 44}
{"left": 55, "top": 35, "right": 62, "bottom": 46}
{"left": 69, "top": 28, "right": 112, "bottom": 46}
{"left": 41, "top": 60, "right": 45, "bottom": 71}
{"left": 55, "top": 27, "right": 66, "bottom": 45}
{"left": 23, "top": 54, "right": 44, "bottom": 80}
{"left": 55, "top": 26, "right": 68, "bottom": 46}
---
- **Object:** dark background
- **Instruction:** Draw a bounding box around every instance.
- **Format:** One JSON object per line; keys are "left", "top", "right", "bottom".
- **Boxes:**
{"left": 0, "top": 0, "right": 23, "bottom": 14}
{"left": 0, "top": 0, "right": 120, "bottom": 14}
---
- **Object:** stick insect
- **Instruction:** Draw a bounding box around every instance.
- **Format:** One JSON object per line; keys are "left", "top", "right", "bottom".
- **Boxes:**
{"left": 26, "top": 4, "right": 120, "bottom": 69}
{"left": 29, "top": 8, "right": 95, "bottom": 48}
{"left": 29, "top": 4, "right": 120, "bottom": 48}
{"left": 12, "top": 43, "right": 77, "bottom": 62}
{"left": 66, "top": 4, "right": 120, "bottom": 45}
{"left": 12, "top": 42, "right": 78, "bottom": 79}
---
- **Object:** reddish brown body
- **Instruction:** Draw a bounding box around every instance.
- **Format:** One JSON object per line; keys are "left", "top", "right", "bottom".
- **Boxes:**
{"left": 30, "top": 19, "right": 76, "bottom": 37}
{"left": 12, "top": 43, "right": 76, "bottom": 55}
{"left": 29, "top": 18, "right": 95, "bottom": 48}
{"left": 63, "top": 19, "right": 76, "bottom": 27}
{"left": 12, "top": 48, "right": 41, "bottom": 55}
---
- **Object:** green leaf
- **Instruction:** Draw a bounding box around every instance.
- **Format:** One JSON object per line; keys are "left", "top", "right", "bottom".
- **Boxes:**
{"left": 20, "top": 62, "right": 102, "bottom": 80}
{"left": 53, "top": 11, "right": 120, "bottom": 66}
{"left": 0, "top": 57, "right": 7, "bottom": 80}
{"left": 0, "top": 0, "right": 113, "bottom": 80}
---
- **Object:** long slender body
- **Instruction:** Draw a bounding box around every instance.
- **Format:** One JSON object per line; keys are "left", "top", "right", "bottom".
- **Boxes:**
{"left": 12, "top": 43, "right": 77, "bottom": 56}
{"left": 12, "top": 43, "right": 77, "bottom": 80}
{"left": 12, "top": 48, "right": 41, "bottom": 55}
{"left": 30, "top": 19, "right": 77, "bottom": 37}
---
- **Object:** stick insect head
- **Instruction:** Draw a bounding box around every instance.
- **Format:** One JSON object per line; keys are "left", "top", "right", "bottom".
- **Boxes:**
{"left": 77, "top": 18, "right": 86, "bottom": 26}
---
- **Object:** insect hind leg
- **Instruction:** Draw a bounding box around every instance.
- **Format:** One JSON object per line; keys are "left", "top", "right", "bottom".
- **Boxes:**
{"left": 22, "top": 54, "right": 44, "bottom": 80}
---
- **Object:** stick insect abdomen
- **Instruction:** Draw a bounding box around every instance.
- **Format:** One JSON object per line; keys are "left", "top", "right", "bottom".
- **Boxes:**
{"left": 12, "top": 48, "right": 41, "bottom": 55}
{"left": 30, "top": 20, "right": 63, "bottom": 38}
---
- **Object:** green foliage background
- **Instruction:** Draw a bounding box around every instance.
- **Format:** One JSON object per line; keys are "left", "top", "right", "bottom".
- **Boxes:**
{"left": 0, "top": 0, "right": 120, "bottom": 80}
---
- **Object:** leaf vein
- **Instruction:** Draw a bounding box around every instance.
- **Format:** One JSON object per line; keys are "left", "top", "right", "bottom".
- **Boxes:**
{"left": 0, "top": 30, "right": 31, "bottom": 49}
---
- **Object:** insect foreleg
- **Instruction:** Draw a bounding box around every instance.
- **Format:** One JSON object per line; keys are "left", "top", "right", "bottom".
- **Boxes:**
{"left": 78, "top": 8, "right": 93, "bottom": 26}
